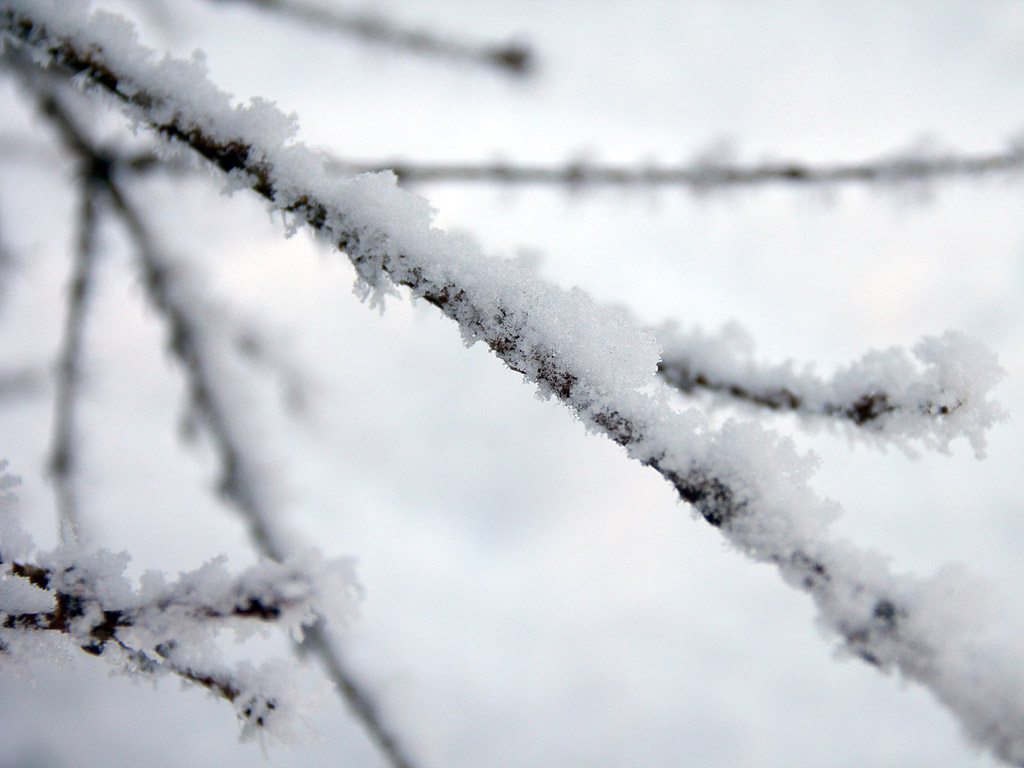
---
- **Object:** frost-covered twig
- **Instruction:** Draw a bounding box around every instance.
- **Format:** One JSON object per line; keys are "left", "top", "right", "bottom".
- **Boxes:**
{"left": 2, "top": 4, "right": 1020, "bottom": 765}
{"left": 209, "top": 0, "right": 532, "bottom": 76}
{"left": 657, "top": 323, "right": 1007, "bottom": 456}
{"left": 0, "top": 555, "right": 335, "bottom": 736}
{"left": 1, "top": 553, "right": 323, "bottom": 654}
{"left": 0, "top": 481, "right": 355, "bottom": 737}
{"left": 26, "top": 77, "right": 422, "bottom": 768}
{"left": 329, "top": 142, "right": 1024, "bottom": 189}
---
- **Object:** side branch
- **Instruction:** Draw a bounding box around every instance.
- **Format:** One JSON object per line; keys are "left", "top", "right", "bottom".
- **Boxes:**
{"left": 0, "top": 551, "right": 327, "bottom": 733}
{"left": 2, "top": 559, "right": 303, "bottom": 652}
{"left": 657, "top": 324, "right": 1006, "bottom": 456}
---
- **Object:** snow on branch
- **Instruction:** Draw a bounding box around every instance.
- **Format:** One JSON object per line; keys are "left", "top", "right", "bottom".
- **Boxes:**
{"left": 658, "top": 322, "right": 1007, "bottom": 456}
{"left": 0, "top": 462, "right": 359, "bottom": 739}
{"left": 208, "top": 0, "right": 532, "bottom": 76}
{"left": 1, "top": 3, "right": 1021, "bottom": 765}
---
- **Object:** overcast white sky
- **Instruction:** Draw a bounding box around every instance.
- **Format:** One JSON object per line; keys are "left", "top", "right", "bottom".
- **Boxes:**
{"left": 2, "top": 2, "right": 1024, "bottom": 767}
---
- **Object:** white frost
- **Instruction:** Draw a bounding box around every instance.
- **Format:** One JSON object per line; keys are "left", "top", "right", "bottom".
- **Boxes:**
{"left": 659, "top": 322, "right": 1007, "bottom": 456}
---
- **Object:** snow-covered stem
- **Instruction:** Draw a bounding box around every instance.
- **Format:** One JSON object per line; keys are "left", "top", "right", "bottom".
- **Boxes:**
{"left": 208, "top": 0, "right": 532, "bottom": 76}
{"left": 329, "top": 143, "right": 1024, "bottom": 190}
{"left": 0, "top": 543, "right": 338, "bottom": 734}
{"left": 657, "top": 323, "right": 1007, "bottom": 456}
{"left": 28, "top": 78, "right": 423, "bottom": 768}
{"left": 2, "top": 4, "right": 1020, "bottom": 765}
{"left": 1, "top": 556, "right": 317, "bottom": 651}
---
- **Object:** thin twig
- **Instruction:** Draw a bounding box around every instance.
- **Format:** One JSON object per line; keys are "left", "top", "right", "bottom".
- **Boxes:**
{"left": 329, "top": 145, "right": 1024, "bottom": 189}
{"left": 209, "top": 0, "right": 532, "bottom": 76}
{"left": 45, "top": 125, "right": 105, "bottom": 540}
{"left": 660, "top": 360, "right": 902, "bottom": 422}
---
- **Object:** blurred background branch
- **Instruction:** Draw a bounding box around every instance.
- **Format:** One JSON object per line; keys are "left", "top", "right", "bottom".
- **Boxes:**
{"left": 329, "top": 141, "right": 1024, "bottom": 190}
{"left": 207, "top": 0, "right": 532, "bottom": 76}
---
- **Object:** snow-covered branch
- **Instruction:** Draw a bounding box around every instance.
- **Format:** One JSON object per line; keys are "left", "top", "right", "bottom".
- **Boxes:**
{"left": 0, "top": 465, "right": 358, "bottom": 738}
{"left": 2, "top": 552, "right": 327, "bottom": 652}
{"left": 658, "top": 322, "right": 1007, "bottom": 456}
{"left": 1, "top": 552, "right": 338, "bottom": 736}
{"left": 1, "top": 3, "right": 1020, "bottom": 765}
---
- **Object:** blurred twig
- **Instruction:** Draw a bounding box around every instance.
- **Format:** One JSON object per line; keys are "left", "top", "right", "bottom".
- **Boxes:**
{"left": 38, "top": 91, "right": 110, "bottom": 541}
{"left": 210, "top": 0, "right": 532, "bottom": 76}
{"left": 331, "top": 143, "right": 1024, "bottom": 189}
